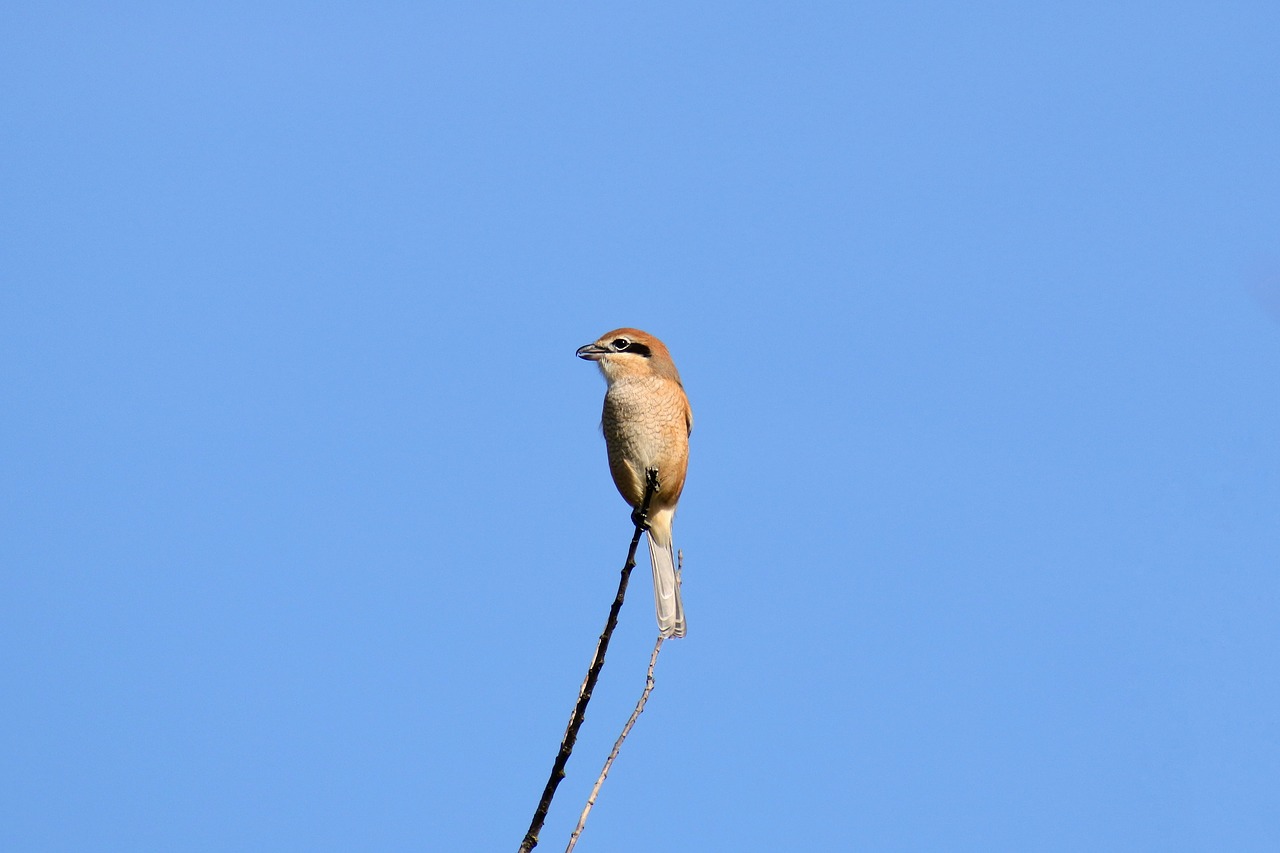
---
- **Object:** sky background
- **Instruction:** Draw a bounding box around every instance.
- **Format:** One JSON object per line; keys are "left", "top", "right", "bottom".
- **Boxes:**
{"left": 3, "top": 3, "right": 1279, "bottom": 851}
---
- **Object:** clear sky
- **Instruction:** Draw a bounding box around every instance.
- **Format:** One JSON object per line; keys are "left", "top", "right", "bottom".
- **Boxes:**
{"left": 3, "top": 3, "right": 1279, "bottom": 851}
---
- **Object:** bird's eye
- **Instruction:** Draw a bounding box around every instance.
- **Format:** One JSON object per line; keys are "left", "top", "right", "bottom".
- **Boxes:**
{"left": 612, "top": 338, "right": 630, "bottom": 350}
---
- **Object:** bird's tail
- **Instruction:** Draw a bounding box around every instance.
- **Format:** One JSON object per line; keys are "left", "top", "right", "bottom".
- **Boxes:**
{"left": 646, "top": 511, "right": 686, "bottom": 639}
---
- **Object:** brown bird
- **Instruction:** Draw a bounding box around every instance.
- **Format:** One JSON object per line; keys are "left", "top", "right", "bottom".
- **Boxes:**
{"left": 577, "top": 328, "right": 692, "bottom": 638}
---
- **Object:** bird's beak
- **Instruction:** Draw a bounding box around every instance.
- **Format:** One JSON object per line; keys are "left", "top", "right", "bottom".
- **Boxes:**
{"left": 576, "top": 343, "right": 609, "bottom": 361}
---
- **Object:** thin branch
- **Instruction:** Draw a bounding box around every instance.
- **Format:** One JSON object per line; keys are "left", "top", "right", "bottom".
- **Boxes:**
{"left": 565, "top": 634, "right": 665, "bottom": 852}
{"left": 517, "top": 469, "right": 660, "bottom": 853}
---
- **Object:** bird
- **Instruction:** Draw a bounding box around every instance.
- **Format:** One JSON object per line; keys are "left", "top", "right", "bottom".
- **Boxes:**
{"left": 577, "top": 328, "right": 692, "bottom": 639}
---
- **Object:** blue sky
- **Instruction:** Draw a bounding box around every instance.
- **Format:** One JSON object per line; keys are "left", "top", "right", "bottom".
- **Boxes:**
{"left": 3, "top": 3, "right": 1278, "bottom": 850}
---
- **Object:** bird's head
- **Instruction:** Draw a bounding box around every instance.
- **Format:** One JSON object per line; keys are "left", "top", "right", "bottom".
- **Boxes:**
{"left": 576, "top": 328, "right": 681, "bottom": 383}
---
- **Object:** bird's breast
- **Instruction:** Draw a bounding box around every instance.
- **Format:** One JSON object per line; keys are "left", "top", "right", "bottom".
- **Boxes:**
{"left": 601, "top": 376, "right": 689, "bottom": 508}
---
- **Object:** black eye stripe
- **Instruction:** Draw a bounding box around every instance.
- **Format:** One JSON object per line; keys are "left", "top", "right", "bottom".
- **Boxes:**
{"left": 607, "top": 337, "right": 652, "bottom": 357}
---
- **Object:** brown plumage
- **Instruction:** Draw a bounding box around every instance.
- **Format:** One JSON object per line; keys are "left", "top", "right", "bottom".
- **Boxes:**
{"left": 577, "top": 328, "right": 692, "bottom": 638}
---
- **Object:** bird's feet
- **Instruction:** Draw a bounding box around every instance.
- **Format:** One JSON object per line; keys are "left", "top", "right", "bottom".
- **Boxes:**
{"left": 633, "top": 467, "right": 661, "bottom": 530}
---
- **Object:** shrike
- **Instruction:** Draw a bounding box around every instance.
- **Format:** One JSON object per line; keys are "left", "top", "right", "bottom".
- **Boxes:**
{"left": 577, "top": 328, "right": 691, "bottom": 639}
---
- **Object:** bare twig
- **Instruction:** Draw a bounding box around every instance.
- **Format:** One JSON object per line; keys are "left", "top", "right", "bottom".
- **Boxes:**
{"left": 517, "top": 469, "right": 660, "bottom": 853}
{"left": 565, "top": 634, "right": 665, "bottom": 852}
